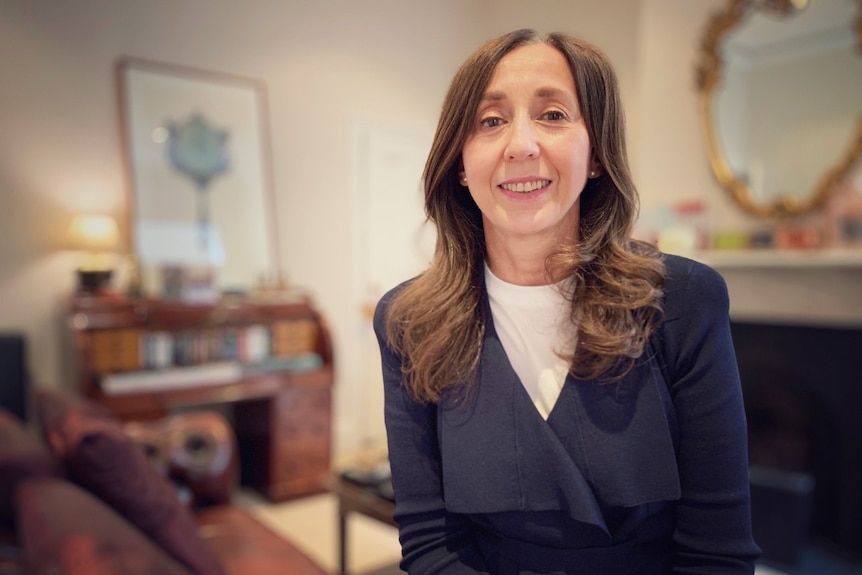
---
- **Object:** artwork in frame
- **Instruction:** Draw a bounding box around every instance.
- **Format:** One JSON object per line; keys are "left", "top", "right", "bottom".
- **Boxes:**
{"left": 117, "top": 57, "right": 280, "bottom": 296}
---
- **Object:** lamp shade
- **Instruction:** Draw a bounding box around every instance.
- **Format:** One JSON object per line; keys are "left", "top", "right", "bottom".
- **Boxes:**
{"left": 68, "top": 214, "right": 120, "bottom": 252}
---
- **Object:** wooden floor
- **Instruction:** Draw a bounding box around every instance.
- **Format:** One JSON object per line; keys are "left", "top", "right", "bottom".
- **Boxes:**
{"left": 235, "top": 488, "right": 402, "bottom": 575}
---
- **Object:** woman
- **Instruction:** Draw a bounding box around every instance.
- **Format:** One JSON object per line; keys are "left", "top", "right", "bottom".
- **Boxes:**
{"left": 374, "top": 29, "right": 760, "bottom": 574}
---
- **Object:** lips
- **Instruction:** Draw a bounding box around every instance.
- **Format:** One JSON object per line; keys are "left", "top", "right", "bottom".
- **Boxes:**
{"left": 499, "top": 179, "right": 551, "bottom": 193}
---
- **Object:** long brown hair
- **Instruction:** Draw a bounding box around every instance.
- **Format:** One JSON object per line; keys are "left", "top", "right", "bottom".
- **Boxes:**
{"left": 385, "top": 29, "right": 665, "bottom": 403}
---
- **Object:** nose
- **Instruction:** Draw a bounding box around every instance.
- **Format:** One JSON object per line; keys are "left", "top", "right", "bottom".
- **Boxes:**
{"left": 504, "top": 114, "right": 539, "bottom": 161}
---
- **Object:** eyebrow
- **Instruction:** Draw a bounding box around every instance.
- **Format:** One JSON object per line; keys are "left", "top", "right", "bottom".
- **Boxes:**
{"left": 480, "top": 86, "right": 575, "bottom": 103}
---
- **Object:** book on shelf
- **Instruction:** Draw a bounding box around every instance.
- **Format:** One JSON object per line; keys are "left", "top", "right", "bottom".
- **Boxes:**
{"left": 142, "top": 330, "right": 173, "bottom": 369}
{"left": 90, "top": 328, "right": 141, "bottom": 372}
{"left": 100, "top": 361, "right": 242, "bottom": 395}
{"left": 137, "top": 323, "right": 275, "bottom": 368}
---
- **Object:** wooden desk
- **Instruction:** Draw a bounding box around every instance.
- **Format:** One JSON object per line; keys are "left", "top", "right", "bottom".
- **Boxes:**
{"left": 330, "top": 474, "right": 397, "bottom": 575}
{"left": 65, "top": 294, "right": 335, "bottom": 502}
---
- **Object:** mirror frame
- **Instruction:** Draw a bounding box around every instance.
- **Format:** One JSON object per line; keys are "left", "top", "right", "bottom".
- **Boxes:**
{"left": 696, "top": 0, "right": 862, "bottom": 218}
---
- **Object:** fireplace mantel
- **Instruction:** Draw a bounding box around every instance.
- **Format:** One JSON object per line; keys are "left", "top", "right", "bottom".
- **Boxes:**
{"left": 692, "top": 254, "right": 862, "bottom": 327}
{"left": 695, "top": 248, "right": 862, "bottom": 270}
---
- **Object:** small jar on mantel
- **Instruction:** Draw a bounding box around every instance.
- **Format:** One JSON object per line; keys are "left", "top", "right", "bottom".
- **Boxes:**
{"left": 825, "top": 172, "right": 862, "bottom": 249}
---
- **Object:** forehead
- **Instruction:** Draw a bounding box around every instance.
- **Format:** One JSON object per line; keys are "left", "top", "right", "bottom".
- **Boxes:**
{"left": 486, "top": 42, "right": 575, "bottom": 95}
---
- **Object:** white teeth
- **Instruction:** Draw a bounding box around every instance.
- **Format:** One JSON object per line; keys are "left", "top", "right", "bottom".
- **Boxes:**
{"left": 501, "top": 180, "right": 550, "bottom": 193}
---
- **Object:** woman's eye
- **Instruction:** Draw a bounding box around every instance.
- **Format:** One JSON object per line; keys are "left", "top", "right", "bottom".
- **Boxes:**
{"left": 479, "top": 117, "right": 503, "bottom": 129}
{"left": 543, "top": 110, "right": 565, "bottom": 121}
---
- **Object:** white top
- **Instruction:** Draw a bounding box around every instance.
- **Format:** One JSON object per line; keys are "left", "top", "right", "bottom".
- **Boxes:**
{"left": 485, "top": 264, "right": 573, "bottom": 420}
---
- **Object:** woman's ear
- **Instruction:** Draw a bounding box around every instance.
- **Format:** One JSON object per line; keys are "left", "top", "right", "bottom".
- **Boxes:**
{"left": 588, "top": 157, "right": 602, "bottom": 179}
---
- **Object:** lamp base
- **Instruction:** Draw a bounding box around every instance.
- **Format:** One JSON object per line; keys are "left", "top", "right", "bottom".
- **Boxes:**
{"left": 77, "top": 268, "right": 113, "bottom": 293}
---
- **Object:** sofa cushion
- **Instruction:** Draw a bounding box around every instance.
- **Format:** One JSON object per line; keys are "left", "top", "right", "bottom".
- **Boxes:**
{"left": 16, "top": 476, "right": 192, "bottom": 575}
{"left": 35, "top": 389, "right": 226, "bottom": 575}
{"left": 0, "top": 408, "right": 61, "bottom": 526}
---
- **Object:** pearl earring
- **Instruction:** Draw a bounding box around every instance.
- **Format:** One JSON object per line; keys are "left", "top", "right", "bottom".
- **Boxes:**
{"left": 589, "top": 170, "right": 596, "bottom": 178}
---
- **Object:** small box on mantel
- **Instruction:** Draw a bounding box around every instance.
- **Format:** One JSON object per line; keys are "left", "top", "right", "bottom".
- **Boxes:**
{"left": 774, "top": 224, "right": 821, "bottom": 250}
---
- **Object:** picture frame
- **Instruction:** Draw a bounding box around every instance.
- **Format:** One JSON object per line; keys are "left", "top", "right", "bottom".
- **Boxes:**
{"left": 117, "top": 57, "right": 280, "bottom": 296}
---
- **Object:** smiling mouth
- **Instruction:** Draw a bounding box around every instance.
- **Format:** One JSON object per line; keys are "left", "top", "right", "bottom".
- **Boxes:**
{"left": 499, "top": 179, "right": 551, "bottom": 193}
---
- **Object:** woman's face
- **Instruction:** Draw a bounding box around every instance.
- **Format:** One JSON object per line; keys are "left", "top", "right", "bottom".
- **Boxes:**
{"left": 461, "top": 42, "right": 596, "bottom": 250}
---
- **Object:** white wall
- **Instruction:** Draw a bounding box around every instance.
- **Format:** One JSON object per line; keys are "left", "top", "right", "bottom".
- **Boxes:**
{"left": 633, "top": 0, "right": 737, "bottom": 216}
{"left": 0, "top": 0, "right": 640, "bottom": 457}
{"left": 1, "top": 0, "right": 859, "bottom": 458}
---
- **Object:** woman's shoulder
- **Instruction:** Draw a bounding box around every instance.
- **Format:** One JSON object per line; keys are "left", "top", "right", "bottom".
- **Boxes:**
{"left": 660, "top": 252, "right": 720, "bottom": 279}
{"left": 660, "top": 253, "right": 729, "bottom": 322}
{"left": 373, "top": 277, "right": 418, "bottom": 332}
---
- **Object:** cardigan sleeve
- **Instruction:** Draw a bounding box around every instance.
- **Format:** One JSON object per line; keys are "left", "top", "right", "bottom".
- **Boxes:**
{"left": 373, "top": 289, "right": 490, "bottom": 575}
{"left": 660, "top": 257, "right": 761, "bottom": 573}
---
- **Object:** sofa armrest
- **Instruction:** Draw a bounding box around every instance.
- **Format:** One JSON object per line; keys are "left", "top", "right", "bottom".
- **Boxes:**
{"left": 125, "top": 411, "right": 239, "bottom": 508}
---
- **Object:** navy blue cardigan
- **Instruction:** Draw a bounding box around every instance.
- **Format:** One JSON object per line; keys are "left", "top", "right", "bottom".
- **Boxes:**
{"left": 374, "top": 254, "right": 760, "bottom": 574}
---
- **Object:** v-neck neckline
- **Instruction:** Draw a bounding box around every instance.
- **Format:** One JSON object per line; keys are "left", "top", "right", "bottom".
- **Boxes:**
{"left": 482, "top": 289, "right": 570, "bottom": 422}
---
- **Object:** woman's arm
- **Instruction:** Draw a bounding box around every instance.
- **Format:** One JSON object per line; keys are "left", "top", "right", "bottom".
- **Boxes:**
{"left": 374, "top": 293, "right": 489, "bottom": 575}
{"left": 661, "top": 258, "right": 761, "bottom": 573}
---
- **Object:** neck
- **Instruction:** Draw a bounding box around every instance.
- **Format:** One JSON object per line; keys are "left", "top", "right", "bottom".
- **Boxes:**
{"left": 484, "top": 233, "right": 565, "bottom": 286}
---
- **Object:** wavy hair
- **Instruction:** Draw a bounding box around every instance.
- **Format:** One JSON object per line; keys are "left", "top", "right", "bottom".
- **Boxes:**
{"left": 385, "top": 29, "right": 666, "bottom": 403}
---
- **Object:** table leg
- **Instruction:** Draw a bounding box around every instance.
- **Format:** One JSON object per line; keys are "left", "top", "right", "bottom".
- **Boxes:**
{"left": 339, "top": 502, "right": 348, "bottom": 575}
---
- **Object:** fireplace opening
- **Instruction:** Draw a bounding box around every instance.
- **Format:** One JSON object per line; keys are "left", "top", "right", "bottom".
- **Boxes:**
{"left": 730, "top": 321, "right": 862, "bottom": 567}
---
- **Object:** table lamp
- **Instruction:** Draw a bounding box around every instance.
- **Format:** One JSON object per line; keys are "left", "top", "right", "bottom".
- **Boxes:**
{"left": 68, "top": 214, "right": 120, "bottom": 293}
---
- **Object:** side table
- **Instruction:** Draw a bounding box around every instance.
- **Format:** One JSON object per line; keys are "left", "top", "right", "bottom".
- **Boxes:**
{"left": 329, "top": 473, "right": 397, "bottom": 575}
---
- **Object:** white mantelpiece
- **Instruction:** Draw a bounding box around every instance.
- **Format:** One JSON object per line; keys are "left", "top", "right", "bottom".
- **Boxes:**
{"left": 695, "top": 250, "right": 862, "bottom": 327}
{"left": 696, "top": 248, "right": 862, "bottom": 270}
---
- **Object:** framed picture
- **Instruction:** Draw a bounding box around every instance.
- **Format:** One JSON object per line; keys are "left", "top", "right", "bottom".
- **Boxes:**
{"left": 117, "top": 57, "right": 279, "bottom": 295}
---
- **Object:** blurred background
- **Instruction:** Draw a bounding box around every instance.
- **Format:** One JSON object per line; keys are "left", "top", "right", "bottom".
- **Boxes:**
{"left": 1, "top": 1, "right": 861, "bottom": 572}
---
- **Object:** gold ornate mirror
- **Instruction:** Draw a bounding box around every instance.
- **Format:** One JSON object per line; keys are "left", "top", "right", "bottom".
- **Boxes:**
{"left": 697, "top": 0, "right": 862, "bottom": 218}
